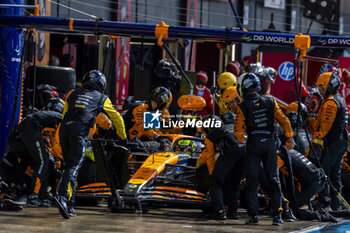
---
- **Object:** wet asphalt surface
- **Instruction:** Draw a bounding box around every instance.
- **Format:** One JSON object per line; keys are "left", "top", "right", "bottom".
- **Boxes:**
{"left": 0, "top": 204, "right": 344, "bottom": 233}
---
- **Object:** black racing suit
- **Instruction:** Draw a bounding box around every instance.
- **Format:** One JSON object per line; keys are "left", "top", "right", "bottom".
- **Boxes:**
{"left": 264, "top": 123, "right": 312, "bottom": 214}
{"left": 8, "top": 111, "right": 62, "bottom": 197}
{"left": 238, "top": 94, "right": 293, "bottom": 217}
{"left": 278, "top": 147, "right": 325, "bottom": 209}
{"left": 207, "top": 124, "right": 245, "bottom": 212}
{"left": 277, "top": 125, "right": 310, "bottom": 155}
{"left": 57, "top": 86, "right": 126, "bottom": 205}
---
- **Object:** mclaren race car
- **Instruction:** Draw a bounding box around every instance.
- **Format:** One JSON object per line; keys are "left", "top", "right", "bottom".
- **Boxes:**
{"left": 76, "top": 134, "right": 211, "bottom": 212}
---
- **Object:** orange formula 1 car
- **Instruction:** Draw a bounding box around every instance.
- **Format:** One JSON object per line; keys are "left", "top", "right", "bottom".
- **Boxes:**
{"left": 76, "top": 134, "right": 211, "bottom": 212}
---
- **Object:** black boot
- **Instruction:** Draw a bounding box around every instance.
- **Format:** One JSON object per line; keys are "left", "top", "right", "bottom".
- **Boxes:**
{"left": 282, "top": 210, "right": 297, "bottom": 222}
{"left": 0, "top": 199, "right": 23, "bottom": 211}
{"left": 27, "top": 194, "right": 43, "bottom": 208}
{"left": 272, "top": 212, "right": 284, "bottom": 226}
{"left": 53, "top": 195, "right": 70, "bottom": 219}
{"left": 210, "top": 209, "right": 227, "bottom": 220}
{"left": 40, "top": 192, "right": 52, "bottom": 208}
{"left": 319, "top": 208, "right": 338, "bottom": 223}
{"left": 68, "top": 205, "right": 76, "bottom": 217}
{"left": 245, "top": 215, "right": 258, "bottom": 225}
{"left": 227, "top": 210, "right": 239, "bottom": 220}
{"left": 41, "top": 198, "right": 52, "bottom": 208}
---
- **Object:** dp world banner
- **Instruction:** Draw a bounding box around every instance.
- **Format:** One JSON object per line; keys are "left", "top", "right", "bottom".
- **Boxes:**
{"left": 235, "top": 32, "right": 350, "bottom": 48}
{"left": 3, "top": 16, "right": 350, "bottom": 48}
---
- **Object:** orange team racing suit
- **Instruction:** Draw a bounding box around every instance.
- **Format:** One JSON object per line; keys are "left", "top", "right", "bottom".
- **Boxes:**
{"left": 307, "top": 92, "right": 348, "bottom": 210}
{"left": 123, "top": 102, "right": 163, "bottom": 140}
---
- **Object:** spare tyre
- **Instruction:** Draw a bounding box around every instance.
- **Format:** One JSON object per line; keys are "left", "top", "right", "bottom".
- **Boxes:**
{"left": 26, "top": 65, "right": 76, "bottom": 97}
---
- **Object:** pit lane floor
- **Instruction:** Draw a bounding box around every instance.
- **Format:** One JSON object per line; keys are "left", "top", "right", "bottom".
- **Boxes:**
{"left": 0, "top": 205, "right": 345, "bottom": 233}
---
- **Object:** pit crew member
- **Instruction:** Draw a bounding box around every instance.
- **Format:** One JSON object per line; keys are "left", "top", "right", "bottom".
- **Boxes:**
{"left": 54, "top": 70, "right": 126, "bottom": 219}
{"left": 236, "top": 73, "right": 295, "bottom": 226}
{"left": 307, "top": 72, "right": 348, "bottom": 211}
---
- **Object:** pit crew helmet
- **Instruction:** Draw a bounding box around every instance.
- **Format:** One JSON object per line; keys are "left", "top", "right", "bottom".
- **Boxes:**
{"left": 226, "top": 61, "right": 241, "bottom": 76}
{"left": 202, "top": 114, "right": 223, "bottom": 135}
{"left": 222, "top": 86, "right": 240, "bottom": 103}
{"left": 245, "top": 62, "right": 263, "bottom": 74}
{"left": 164, "top": 91, "right": 173, "bottom": 109}
{"left": 122, "top": 96, "right": 136, "bottom": 111}
{"left": 316, "top": 72, "right": 340, "bottom": 97}
{"left": 221, "top": 112, "right": 236, "bottom": 125}
{"left": 330, "top": 66, "right": 342, "bottom": 78}
{"left": 82, "top": 70, "right": 107, "bottom": 93}
{"left": 222, "top": 86, "right": 240, "bottom": 111}
{"left": 196, "top": 71, "right": 208, "bottom": 85}
{"left": 217, "top": 72, "right": 236, "bottom": 90}
{"left": 237, "top": 73, "right": 261, "bottom": 99}
{"left": 45, "top": 98, "right": 64, "bottom": 113}
{"left": 286, "top": 102, "right": 308, "bottom": 121}
{"left": 286, "top": 102, "right": 308, "bottom": 128}
{"left": 342, "top": 68, "right": 350, "bottom": 81}
{"left": 261, "top": 67, "right": 277, "bottom": 83}
{"left": 149, "top": 86, "right": 172, "bottom": 110}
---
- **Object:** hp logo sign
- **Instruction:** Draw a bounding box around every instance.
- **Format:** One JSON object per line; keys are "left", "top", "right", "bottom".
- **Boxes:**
{"left": 278, "top": 62, "right": 294, "bottom": 81}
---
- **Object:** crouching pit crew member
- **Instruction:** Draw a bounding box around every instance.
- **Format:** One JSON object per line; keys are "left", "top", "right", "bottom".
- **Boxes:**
{"left": 197, "top": 113, "right": 245, "bottom": 220}
{"left": 284, "top": 102, "right": 310, "bottom": 155}
{"left": 54, "top": 70, "right": 127, "bottom": 219}
{"left": 6, "top": 109, "right": 62, "bottom": 207}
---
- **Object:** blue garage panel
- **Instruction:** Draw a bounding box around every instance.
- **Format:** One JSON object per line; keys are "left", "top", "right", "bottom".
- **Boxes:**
{"left": 0, "top": 0, "right": 24, "bottom": 160}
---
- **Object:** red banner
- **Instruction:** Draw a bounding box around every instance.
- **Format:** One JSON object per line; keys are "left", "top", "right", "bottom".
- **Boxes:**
{"left": 115, "top": 0, "right": 132, "bottom": 109}
{"left": 185, "top": 0, "right": 197, "bottom": 72}
{"left": 263, "top": 52, "right": 350, "bottom": 105}
{"left": 305, "top": 57, "right": 350, "bottom": 87}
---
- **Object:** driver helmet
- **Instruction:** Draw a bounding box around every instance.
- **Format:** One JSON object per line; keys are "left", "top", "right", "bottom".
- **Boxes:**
{"left": 175, "top": 139, "right": 193, "bottom": 154}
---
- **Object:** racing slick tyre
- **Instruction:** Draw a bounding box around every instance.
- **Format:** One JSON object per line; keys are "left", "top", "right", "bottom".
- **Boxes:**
{"left": 26, "top": 65, "right": 76, "bottom": 97}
